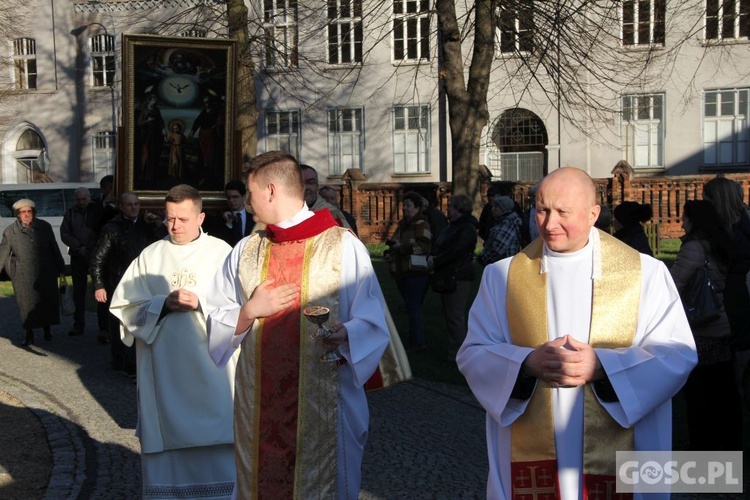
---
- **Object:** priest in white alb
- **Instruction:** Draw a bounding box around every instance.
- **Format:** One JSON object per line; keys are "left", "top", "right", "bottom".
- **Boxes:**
{"left": 110, "top": 184, "right": 238, "bottom": 499}
{"left": 457, "top": 167, "right": 697, "bottom": 500}
{"left": 206, "top": 151, "right": 393, "bottom": 499}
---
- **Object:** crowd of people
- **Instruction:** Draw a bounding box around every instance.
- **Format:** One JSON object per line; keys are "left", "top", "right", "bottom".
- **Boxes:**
{"left": 1, "top": 158, "right": 748, "bottom": 499}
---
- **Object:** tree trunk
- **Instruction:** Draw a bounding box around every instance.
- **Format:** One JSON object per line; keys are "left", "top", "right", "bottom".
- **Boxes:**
{"left": 226, "top": 0, "right": 258, "bottom": 165}
{"left": 436, "top": 0, "right": 495, "bottom": 210}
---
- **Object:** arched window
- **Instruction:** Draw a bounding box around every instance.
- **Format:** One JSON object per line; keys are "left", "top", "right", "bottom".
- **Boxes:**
{"left": 487, "top": 108, "right": 547, "bottom": 181}
{"left": 14, "top": 129, "right": 47, "bottom": 183}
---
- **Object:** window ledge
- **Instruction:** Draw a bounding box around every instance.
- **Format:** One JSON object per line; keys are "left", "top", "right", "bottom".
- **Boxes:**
{"left": 262, "top": 66, "right": 298, "bottom": 74}
{"left": 619, "top": 44, "right": 666, "bottom": 52}
{"left": 392, "top": 172, "right": 432, "bottom": 178}
{"left": 391, "top": 59, "right": 431, "bottom": 67}
{"left": 700, "top": 37, "right": 750, "bottom": 47}
{"left": 324, "top": 63, "right": 362, "bottom": 70}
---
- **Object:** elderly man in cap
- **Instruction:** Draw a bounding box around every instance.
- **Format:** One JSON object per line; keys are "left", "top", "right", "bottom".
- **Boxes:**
{"left": 0, "top": 198, "right": 65, "bottom": 346}
{"left": 478, "top": 195, "right": 524, "bottom": 266}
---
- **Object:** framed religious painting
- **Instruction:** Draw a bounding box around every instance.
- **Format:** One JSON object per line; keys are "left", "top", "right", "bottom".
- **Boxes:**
{"left": 121, "top": 34, "right": 238, "bottom": 204}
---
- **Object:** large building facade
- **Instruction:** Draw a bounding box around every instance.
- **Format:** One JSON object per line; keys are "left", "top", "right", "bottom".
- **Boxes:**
{"left": 0, "top": 0, "right": 748, "bottom": 186}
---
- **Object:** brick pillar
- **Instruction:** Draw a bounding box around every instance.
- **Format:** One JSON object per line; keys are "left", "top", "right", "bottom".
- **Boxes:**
{"left": 610, "top": 160, "right": 634, "bottom": 207}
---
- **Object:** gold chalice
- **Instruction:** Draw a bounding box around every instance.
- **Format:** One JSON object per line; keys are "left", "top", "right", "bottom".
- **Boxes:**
{"left": 303, "top": 306, "right": 342, "bottom": 363}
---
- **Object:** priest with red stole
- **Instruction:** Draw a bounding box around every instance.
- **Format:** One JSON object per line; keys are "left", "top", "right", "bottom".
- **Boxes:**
{"left": 206, "top": 151, "right": 390, "bottom": 499}
{"left": 458, "top": 167, "right": 697, "bottom": 500}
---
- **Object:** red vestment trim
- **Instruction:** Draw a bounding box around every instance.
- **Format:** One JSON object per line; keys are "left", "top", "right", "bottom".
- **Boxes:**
{"left": 256, "top": 240, "right": 306, "bottom": 498}
{"left": 265, "top": 209, "right": 339, "bottom": 243}
{"left": 583, "top": 474, "right": 632, "bottom": 500}
{"left": 511, "top": 460, "right": 560, "bottom": 500}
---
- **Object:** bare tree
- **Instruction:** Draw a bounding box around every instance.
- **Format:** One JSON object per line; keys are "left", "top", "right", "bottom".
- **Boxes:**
{"left": 0, "top": 1, "right": 33, "bottom": 125}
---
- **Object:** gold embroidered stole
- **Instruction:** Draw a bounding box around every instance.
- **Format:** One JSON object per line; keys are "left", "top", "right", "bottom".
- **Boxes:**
{"left": 507, "top": 231, "right": 640, "bottom": 499}
{"left": 234, "top": 228, "right": 343, "bottom": 499}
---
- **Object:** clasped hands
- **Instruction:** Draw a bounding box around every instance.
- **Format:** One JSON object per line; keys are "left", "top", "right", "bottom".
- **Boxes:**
{"left": 238, "top": 278, "right": 348, "bottom": 347}
{"left": 523, "top": 335, "right": 604, "bottom": 388}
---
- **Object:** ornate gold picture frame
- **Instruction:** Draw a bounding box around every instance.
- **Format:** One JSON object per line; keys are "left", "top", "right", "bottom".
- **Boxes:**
{"left": 121, "top": 34, "right": 237, "bottom": 204}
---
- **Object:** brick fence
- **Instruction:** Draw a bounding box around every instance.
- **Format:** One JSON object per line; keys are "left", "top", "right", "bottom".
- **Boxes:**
{"left": 330, "top": 162, "right": 750, "bottom": 244}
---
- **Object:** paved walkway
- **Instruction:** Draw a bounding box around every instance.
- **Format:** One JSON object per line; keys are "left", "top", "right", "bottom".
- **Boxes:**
{"left": 0, "top": 295, "right": 489, "bottom": 499}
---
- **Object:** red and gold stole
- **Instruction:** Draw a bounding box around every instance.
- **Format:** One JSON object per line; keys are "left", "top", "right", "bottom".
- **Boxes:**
{"left": 506, "top": 231, "right": 640, "bottom": 500}
{"left": 234, "top": 210, "right": 343, "bottom": 499}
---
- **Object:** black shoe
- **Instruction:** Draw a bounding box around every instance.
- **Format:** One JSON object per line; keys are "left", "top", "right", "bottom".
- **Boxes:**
{"left": 68, "top": 330, "right": 83, "bottom": 336}
{"left": 21, "top": 330, "right": 34, "bottom": 347}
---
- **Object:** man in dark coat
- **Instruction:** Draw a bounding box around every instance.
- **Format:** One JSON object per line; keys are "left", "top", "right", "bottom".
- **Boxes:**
{"left": 60, "top": 186, "right": 102, "bottom": 339}
{"left": 206, "top": 180, "right": 255, "bottom": 246}
{"left": 90, "top": 192, "right": 166, "bottom": 374}
{"left": 0, "top": 198, "right": 65, "bottom": 346}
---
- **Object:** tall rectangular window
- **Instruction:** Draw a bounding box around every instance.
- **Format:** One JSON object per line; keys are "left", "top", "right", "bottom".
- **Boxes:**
{"left": 498, "top": 0, "right": 534, "bottom": 53}
{"left": 706, "top": 0, "right": 750, "bottom": 40}
{"left": 327, "top": 108, "right": 363, "bottom": 175}
{"left": 621, "top": 93, "right": 665, "bottom": 169}
{"left": 393, "top": 0, "right": 430, "bottom": 61}
{"left": 92, "top": 131, "right": 116, "bottom": 179}
{"left": 264, "top": 0, "right": 298, "bottom": 68}
{"left": 328, "top": 0, "right": 363, "bottom": 64}
{"left": 91, "top": 35, "right": 115, "bottom": 87}
{"left": 392, "top": 105, "right": 429, "bottom": 173}
{"left": 265, "top": 110, "right": 300, "bottom": 159}
{"left": 622, "top": 0, "right": 666, "bottom": 45}
{"left": 703, "top": 89, "right": 749, "bottom": 166}
{"left": 12, "top": 38, "right": 37, "bottom": 90}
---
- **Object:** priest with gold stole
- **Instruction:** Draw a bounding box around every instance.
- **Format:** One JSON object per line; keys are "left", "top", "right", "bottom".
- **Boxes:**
{"left": 457, "top": 167, "right": 697, "bottom": 500}
{"left": 206, "top": 151, "right": 391, "bottom": 499}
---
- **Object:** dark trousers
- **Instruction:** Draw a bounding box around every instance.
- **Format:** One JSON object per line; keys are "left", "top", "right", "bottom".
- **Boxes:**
{"left": 70, "top": 256, "right": 89, "bottom": 331}
{"left": 683, "top": 359, "right": 743, "bottom": 451}
{"left": 440, "top": 279, "right": 473, "bottom": 358}
{"left": 397, "top": 274, "right": 430, "bottom": 347}
{"left": 96, "top": 301, "right": 109, "bottom": 332}
{"left": 105, "top": 295, "right": 136, "bottom": 374}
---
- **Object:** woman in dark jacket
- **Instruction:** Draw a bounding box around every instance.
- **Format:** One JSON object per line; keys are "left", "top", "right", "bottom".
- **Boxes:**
{"left": 385, "top": 191, "right": 432, "bottom": 352}
{"left": 0, "top": 198, "right": 65, "bottom": 346}
{"left": 613, "top": 201, "right": 654, "bottom": 256}
{"left": 670, "top": 200, "right": 742, "bottom": 450}
{"left": 428, "top": 194, "right": 478, "bottom": 362}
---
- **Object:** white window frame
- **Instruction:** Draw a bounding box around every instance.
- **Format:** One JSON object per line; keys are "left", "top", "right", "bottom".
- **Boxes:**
{"left": 497, "top": 0, "right": 534, "bottom": 54}
{"left": 12, "top": 38, "right": 37, "bottom": 90}
{"left": 263, "top": 0, "right": 298, "bottom": 68}
{"left": 327, "top": 108, "right": 364, "bottom": 175}
{"left": 91, "top": 34, "right": 115, "bottom": 87}
{"left": 392, "top": 104, "right": 430, "bottom": 174}
{"left": 91, "top": 131, "right": 116, "bottom": 180}
{"left": 328, "top": 0, "right": 363, "bottom": 64}
{"left": 264, "top": 110, "right": 301, "bottom": 159}
{"left": 392, "top": 0, "right": 430, "bottom": 62}
{"left": 705, "top": 0, "right": 750, "bottom": 40}
{"left": 621, "top": 93, "right": 665, "bottom": 170}
{"left": 621, "top": 0, "right": 666, "bottom": 46}
{"left": 703, "top": 88, "right": 749, "bottom": 166}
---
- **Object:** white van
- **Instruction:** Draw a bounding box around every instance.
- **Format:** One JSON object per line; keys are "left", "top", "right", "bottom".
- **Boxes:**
{"left": 0, "top": 183, "right": 101, "bottom": 267}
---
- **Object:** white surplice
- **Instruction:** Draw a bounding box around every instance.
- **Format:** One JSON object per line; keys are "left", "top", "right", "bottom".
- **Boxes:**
{"left": 110, "top": 231, "right": 238, "bottom": 499}
{"left": 457, "top": 228, "right": 697, "bottom": 500}
{"left": 206, "top": 205, "right": 391, "bottom": 499}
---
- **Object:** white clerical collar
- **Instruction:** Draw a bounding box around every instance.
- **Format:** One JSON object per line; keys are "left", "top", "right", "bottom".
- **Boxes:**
{"left": 275, "top": 203, "right": 313, "bottom": 229}
{"left": 540, "top": 227, "right": 601, "bottom": 279}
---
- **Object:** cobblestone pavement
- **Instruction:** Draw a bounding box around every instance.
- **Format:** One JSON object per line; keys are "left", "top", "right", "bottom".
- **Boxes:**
{"left": 0, "top": 295, "right": 489, "bottom": 499}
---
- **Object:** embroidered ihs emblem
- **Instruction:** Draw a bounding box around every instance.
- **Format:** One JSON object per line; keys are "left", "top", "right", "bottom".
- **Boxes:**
{"left": 170, "top": 267, "right": 197, "bottom": 288}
